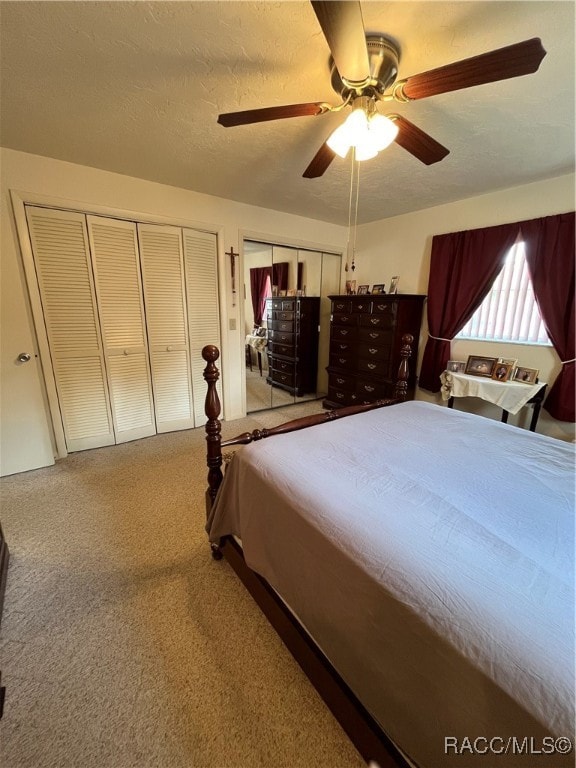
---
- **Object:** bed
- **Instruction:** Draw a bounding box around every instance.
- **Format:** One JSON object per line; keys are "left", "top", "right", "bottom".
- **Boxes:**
{"left": 202, "top": 344, "right": 575, "bottom": 768}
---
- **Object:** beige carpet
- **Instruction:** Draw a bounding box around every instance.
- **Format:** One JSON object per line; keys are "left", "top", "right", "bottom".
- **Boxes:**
{"left": 0, "top": 403, "right": 365, "bottom": 768}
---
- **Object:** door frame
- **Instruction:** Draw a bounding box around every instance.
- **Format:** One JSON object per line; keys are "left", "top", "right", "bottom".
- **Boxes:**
{"left": 11, "top": 189, "right": 225, "bottom": 459}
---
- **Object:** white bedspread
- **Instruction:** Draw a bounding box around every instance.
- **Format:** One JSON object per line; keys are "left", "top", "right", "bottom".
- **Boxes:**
{"left": 207, "top": 401, "right": 575, "bottom": 767}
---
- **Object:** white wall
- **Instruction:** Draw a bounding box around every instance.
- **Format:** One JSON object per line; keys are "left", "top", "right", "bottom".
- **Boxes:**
{"left": 0, "top": 148, "right": 346, "bottom": 475}
{"left": 354, "top": 173, "right": 575, "bottom": 440}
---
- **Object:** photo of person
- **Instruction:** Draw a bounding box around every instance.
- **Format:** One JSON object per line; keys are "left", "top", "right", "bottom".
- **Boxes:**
{"left": 492, "top": 363, "right": 512, "bottom": 382}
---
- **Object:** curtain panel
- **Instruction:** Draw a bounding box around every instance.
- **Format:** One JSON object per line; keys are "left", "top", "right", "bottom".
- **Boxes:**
{"left": 419, "top": 224, "right": 519, "bottom": 391}
{"left": 250, "top": 267, "right": 271, "bottom": 326}
{"left": 521, "top": 212, "right": 575, "bottom": 422}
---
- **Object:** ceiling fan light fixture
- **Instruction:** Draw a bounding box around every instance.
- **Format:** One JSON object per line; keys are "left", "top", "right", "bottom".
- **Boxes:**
{"left": 368, "top": 113, "right": 399, "bottom": 150}
{"left": 327, "top": 105, "right": 398, "bottom": 161}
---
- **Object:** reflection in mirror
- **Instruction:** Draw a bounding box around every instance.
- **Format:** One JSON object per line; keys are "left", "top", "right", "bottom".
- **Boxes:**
{"left": 243, "top": 240, "right": 341, "bottom": 414}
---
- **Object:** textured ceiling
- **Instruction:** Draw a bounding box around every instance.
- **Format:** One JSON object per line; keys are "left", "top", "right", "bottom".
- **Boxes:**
{"left": 1, "top": 1, "right": 574, "bottom": 224}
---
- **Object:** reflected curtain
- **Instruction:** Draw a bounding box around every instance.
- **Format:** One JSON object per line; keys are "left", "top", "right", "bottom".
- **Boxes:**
{"left": 419, "top": 223, "right": 519, "bottom": 391}
{"left": 272, "top": 262, "right": 289, "bottom": 292}
{"left": 520, "top": 212, "right": 575, "bottom": 422}
{"left": 250, "top": 267, "right": 271, "bottom": 326}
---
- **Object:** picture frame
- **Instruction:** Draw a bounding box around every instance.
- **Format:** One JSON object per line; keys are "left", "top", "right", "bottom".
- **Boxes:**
{"left": 357, "top": 284, "right": 369, "bottom": 295}
{"left": 446, "top": 360, "right": 466, "bottom": 374}
{"left": 512, "top": 366, "right": 539, "bottom": 384}
{"left": 371, "top": 283, "right": 386, "bottom": 295}
{"left": 345, "top": 280, "right": 357, "bottom": 295}
{"left": 465, "top": 355, "right": 498, "bottom": 377}
{"left": 286, "top": 288, "right": 296, "bottom": 296}
{"left": 388, "top": 276, "right": 399, "bottom": 294}
{"left": 279, "top": 290, "right": 287, "bottom": 297}
{"left": 492, "top": 363, "right": 513, "bottom": 382}
{"left": 498, "top": 357, "right": 518, "bottom": 368}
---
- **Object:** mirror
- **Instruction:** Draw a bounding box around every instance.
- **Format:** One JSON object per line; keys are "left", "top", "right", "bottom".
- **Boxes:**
{"left": 243, "top": 240, "right": 341, "bottom": 413}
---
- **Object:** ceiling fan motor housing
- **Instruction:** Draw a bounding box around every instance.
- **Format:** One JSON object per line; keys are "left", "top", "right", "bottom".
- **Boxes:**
{"left": 331, "top": 36, "right": 400, "bottom": 97}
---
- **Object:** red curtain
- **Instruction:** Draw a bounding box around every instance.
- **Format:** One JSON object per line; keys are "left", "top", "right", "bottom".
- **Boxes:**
{"left": 419, "top": 223, "right": 520, "bottom": 391}
{"left": 250, "top": 267, "right": 271, "bottom": 326}
{"left": 520, "top": 212, "right": 575, "bottom": 422}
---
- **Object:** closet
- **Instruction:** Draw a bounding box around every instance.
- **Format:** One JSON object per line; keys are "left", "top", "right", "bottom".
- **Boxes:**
{"left": 25, "top": 205, "right": 220, "bottom": 453}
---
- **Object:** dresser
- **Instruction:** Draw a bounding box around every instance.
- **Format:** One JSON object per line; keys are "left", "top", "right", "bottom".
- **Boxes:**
{"left": 265, "top": 297, "right": 320, "bottom": 396}
{"left": 324, "top": 294, "right": 425, "bottom": 408}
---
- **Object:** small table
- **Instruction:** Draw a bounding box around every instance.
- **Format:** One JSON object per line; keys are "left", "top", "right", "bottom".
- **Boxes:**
{"left": 245, "top": 334, "right": 267, "bottom": 376}
{"left": 440, "top": 371, "right": 547, "bottom": 432}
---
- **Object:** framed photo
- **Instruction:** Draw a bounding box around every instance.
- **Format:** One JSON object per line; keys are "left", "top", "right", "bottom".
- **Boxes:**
{"left": 371, "top": 283, "right": 386, "bottom": 295}
{"left": 345, "top": 279, "right": 357, "bottom": 295}
{"left": 286, "top": 288, "right": 296, "bottom": 296}
{"left": 465, "top": 355, "right": 498, "bottom": 377}
{"left": 498, "top": 357, "right": 518, "bottom": 368}
{"left": 446, "top": 360, "right": 466, "bottom": 374}
{"left": 279, "top": 290, "right": 287, "bottom": 297}
{"left": 388, "top": 276, "right": 399, "bottom": 294}
{"left": 492, "top": 363, "right": 513, "bottom": 382}
{"left": 513, "top": 366, "right": 539, "bottom": 384}
{"left": 357, "top": 284, "right": 369, "bottom": 295}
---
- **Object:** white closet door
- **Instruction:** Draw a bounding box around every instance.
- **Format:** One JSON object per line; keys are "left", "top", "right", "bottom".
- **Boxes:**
{"left": 138, "top": 224, "right": 195, "bottom": 432}
{"left": 25, "top": 206, "right": 115, "bottom": 452}
{"left": 87, "top": 216, "right": 156, "bottom": 443}
{"left": 182, "top": 229, "right": 221, "bottom": 423}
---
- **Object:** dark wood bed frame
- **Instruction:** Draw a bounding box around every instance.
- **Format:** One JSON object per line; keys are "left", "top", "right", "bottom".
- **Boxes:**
{"left": 202, "top": 337, "right": 415, "bottom": 768}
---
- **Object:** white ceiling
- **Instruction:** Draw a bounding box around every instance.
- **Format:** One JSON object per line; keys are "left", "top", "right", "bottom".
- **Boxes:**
{"left": 1, "top": 1, "right": 574, "bottom": 225}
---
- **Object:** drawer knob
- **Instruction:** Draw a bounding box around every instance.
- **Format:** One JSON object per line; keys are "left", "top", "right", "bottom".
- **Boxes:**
{"left": 336, "top": 378, "right": 345, "bottom": 384}
{"left": 369, "top": 333, "right": 379, "bottom": 339}
{"left": 369, "top": 348, "right": 378, "bottom": 354}
{"left": 368, "top": 363, "right": 376, "bottom": 369}
{"left": 336, "top": 393, "right": 344, "bottom": 399}
{"left": 340, "top": 329, "right": 348, "bottom": 336}
{"left": 370, "top": 318, "right": 381, "bottom": 325}
{"left": 338, "top": 358, "right": 346, "bottom": 364}
{"left": 364, "top": 385, "right": 375, "bottom": 392}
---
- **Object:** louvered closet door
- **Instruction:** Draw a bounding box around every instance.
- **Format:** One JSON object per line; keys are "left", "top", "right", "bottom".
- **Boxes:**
{"left": 25, "top": 207, "right": 115, "bottom": 452}
{"left": 86, "top": 216, "right": 156, "bottom": 443}
{"left": 138, "top": 224, "right": 195, "bottom": 432}
{"left": 183, "top": 229, "right": 221, "bottom": 423}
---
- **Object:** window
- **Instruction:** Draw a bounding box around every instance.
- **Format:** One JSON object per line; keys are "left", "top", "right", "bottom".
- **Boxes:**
{"left": 457, "top": 241, "right": 551, "bottom": 345}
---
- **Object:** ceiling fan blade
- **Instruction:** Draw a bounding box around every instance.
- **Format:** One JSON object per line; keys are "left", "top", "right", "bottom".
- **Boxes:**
{"left": 311, "top": 0, "right": 370, "bottom": 84}
{"left": 218, "top": 103, "right": 328, "bottom": 127}
{"left": 391, "top": 115, "right": 450, "bottom": 165}
{"left": 303, "top": 142, "right": 336, "bottom": 178}
{"left": 400, "top": 38, "right": 546, "bottom": 101}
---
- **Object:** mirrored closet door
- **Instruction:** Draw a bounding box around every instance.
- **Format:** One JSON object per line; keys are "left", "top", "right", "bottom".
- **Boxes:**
{"left": 244, "top": 240, "right": 341, "bottom": 413}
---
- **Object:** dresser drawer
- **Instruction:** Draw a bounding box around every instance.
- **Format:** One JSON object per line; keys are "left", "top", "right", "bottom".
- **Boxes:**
{"left": 358, "top": 327, "right": 393, "bottom": 344}
{"left": 350, "top": 300, "right": 371, "bottom": 313}
{"left": 270, "top": 357, "right": 294, "bottom": 375}
{"left": 271, "top": 299, "right": 295, "bottom": 311}
{"left": 328, "top": 371, "right": 356, "bottom": 392}
{"left": 267, "top": 341, "right": 293, "bottom": 357}
{"left": 274, "top": 310, "right": 294, "bottom": 321}
{"left": 330, "top": 340, "right": 354, "bottom": 355}
{"left": 327, "top": 387, "right": 355, "bottom": 406}
{"left": 270, "top": 369, "right": 295, "bottom": 388}
{"left": 330, "top": 352, "right": 355, "bottom": 370}
{"left": 357, "top": 341, "right": 392, "bottom": 361}
{"left": 356, "top": 378, "right": 389, "bottom": 401}
{"left": 268, "top": 329, "right": 294, "bottom": 345}
{"left": 332, "top": 313, "right": 358, "bottom": 326}
{"left": 357, "top": 357, "right": 391, "bottom": 376}
{"left": 331, "top": 325, "right": 358, "bottom": 342}
{"left": 359, "top": 313, "right": 395, "bottom": 329}
{"left": 270, "top": 319, "right": 294, "bottom": 333}
{"left": 331, "top": 299, "right": 352, "bottom": 314}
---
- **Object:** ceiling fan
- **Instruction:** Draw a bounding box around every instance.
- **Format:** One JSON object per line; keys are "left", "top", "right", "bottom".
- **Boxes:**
{"left": 217, "top": 1, "right": 546, "bottom": 178}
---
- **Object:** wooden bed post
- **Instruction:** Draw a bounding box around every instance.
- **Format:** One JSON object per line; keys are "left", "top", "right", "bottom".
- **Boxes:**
{"left": 202, "top": 345, "right": 224, "bottom": 559}
{"left": 394, "top": 334, "right": 413, "bottom": 402}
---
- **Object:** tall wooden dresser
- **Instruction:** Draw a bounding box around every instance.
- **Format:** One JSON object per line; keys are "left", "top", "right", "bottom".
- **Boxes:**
{"left": 266, "top": 297, "right": 320, "bottom": 396}
{"left": 324, "top": 294, "right": 425, "bottom": 408}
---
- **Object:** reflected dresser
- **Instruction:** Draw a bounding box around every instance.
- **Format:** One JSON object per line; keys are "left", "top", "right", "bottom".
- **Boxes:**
{"left": 266, "top": 297, "right": 320, "bottom": 396}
